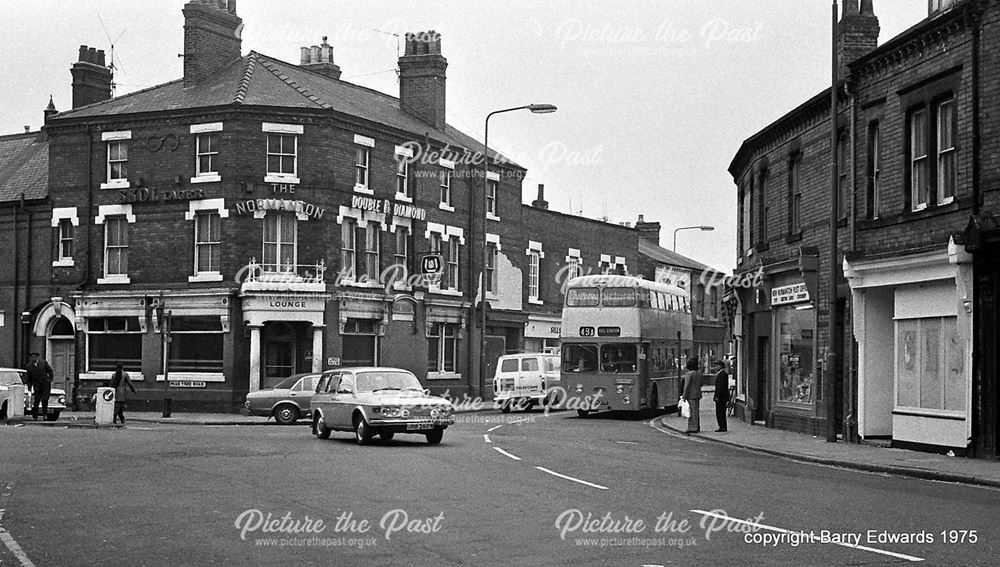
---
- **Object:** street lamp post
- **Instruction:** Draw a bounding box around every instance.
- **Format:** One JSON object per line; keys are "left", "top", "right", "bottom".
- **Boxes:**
{"left": 672, "top": 225, "right": 715, "bottom": 252}
{"left": 480, "top": 103, "right": 556, "bottom": 395}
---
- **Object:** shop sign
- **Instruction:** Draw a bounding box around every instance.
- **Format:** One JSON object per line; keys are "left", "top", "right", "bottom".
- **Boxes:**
{"left": 771, "top": 283, "right": 810, "bottom": 306}
{"left": 234, "top": 198, "right": 326, "bottom": 219}
{"left": 351, "top": 195, "right": 427, "bottom": 221}
{"left": 119, "top": 187, "right": 206, "bottom": 204}
{"left": 327, "top": 357, "right": 341, "bottom": 367}
{"left": 170, "top": 381, "right": 206, "bottom": 388}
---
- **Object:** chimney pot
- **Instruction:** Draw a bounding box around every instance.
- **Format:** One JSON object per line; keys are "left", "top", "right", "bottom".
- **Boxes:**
{"left": 860, "top": 0, "right": 874, "bottom": 15}
{"left": 300, "top": 47, "right": 311, "bottom": 65}
{"left": 299, "top": 36, "right": 342, "bottom": 79}
{"left": 78, "top": 45, "right": 88, "bottom": 62}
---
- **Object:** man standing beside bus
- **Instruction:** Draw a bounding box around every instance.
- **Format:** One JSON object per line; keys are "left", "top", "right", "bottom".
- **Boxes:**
{"left": 682, "top": 357, "right": 703, "bottom": 434}
{"left": 712, "top": 360, "right": 729, "bottom": 432}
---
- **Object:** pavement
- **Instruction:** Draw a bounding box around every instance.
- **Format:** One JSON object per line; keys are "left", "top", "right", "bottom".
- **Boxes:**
{"left": 659, "top": 394, "right": 1000, "bottom": 489}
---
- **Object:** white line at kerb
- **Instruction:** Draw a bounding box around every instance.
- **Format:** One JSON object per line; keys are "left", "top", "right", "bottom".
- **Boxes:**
{"left": 690, "top": 509, "right": 924, "bottom": 563}
{"left": 536, "top": 467, "right": 610, "bottom": 490}
{"left": 0, "top": 510, "right": 37, "bottom": 567}
{"left": 493, "top": 447, "right": 522, "bottom": 461}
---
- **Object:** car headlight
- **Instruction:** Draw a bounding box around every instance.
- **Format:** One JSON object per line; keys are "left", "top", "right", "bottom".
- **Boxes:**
{"left": 430, "top": 406, "right": 452, "bottom": 418}
{"left": 575, "top": 384, "right": 584, "bottom": 393}
{"left": 380, "top": 407, "right": 401, "bottom": 418}
{"left": 58, "top": 395, "right": 66, "bottom": 405}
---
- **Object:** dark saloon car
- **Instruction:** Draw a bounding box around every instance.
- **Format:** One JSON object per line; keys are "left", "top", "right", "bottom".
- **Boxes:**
{"left": 244, "top": 373, "right": 321, "bottom": 425}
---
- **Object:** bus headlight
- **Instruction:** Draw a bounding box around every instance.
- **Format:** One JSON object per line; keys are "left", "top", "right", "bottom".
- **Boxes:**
{"left": 575, "top": 384, "right": 584, "bottom": 394}
{"left": 622, "top": 395, "right": 631, "bottom": 405}
{"left": 615, "top": 385, "right": 624, "bottom": 394}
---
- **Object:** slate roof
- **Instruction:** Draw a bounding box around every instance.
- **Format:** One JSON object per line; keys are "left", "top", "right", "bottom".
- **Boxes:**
{"left": 0, "top": 132, "right": 48, "bottom": 202}
{"left": 638, "top": 239, "right": 711, "bottom": 272}
{"left": 52, "top": 51, "right": 515, "bottom": 166}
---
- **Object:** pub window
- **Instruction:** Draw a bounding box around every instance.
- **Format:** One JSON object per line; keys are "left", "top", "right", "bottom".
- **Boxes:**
{"left": 365, "top": 223, "right": 381, "bottom": 280}
{"left": 355, "top": 146, "right": 370, "bottom": 189}
{"left": 486, "top": 179, "right": 498, "bottom": 217}
{"left": 486, "top": 243, "right": 498, "bottom": 293}
{"left": 107, "top": 140, "right": 128, "bottom": 183}
{"left": 87, "top": 316, "right": 142, "bottom": 372}
{"left": 58, "top": 219, "right": 74, "bottom": 260}
{"left": 167, "top": 316, "right": 224, "bottom": 373}
{"left": 395, "top": 157, "right": 409, "bottom": 200}
{"left": 194, "top": 211, "right": 221, "bottom": 274}
{"left": 196, "top": 133, "right": 219, "bottom": 176}
{"left": 263, "top": 212, "right": 297, "bottom": 271}
{"left": 427, "top": 323, "right": 458, "bottom": 374}
{"left": 447, "top": 236, "right": 460, "bottom": 290}
{"left": 266, "top": 134, "right": 297, "bottom": 178}
{"left": 104, "top": 216, "right": 129, "bottom": 277}
{"left": 394, "top": 227, "right": 411, "bottom": 274}
{"left": 341, "top": 218, "right": 358, "bottom": 279}
{"left": 440, "top": 168, "right": 452, "bottom": 208}
{"left": 528, "top": 250, "right": 540, "bottom": 301}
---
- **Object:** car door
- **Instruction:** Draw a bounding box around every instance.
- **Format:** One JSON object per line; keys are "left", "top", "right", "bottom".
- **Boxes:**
{"left": 290, "top": 375, "right": 319, "bottom": 414}
{"left": 330, "top": 372, "right": 356, "bottom": 429}
{"left": 313, "top": 372, "right": 339, "bottom": 423}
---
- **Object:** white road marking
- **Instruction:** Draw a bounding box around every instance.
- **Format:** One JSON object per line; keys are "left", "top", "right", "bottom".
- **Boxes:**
{"left": 690, "top": 509, "right": 924, "bottom": 563}
{"left": 0, "top": 510, "right": 37, "bottom": 567}
{"left": 483, "top": 434, "right": 492, "bottom": 444}
{"left": 493, "top": 447, "right": 522, "bottom": 461}
{"left": 509, "top": 417, "right": 531, "bottom": 424}
{"left": 486, "top": 424, "right": 503, "bottom": 432}
{"left": 647, "top": 417, "right": 706, "bottom": 443}
{"left": 615, "top": 441, "right": 639, "bottom": 445}
{"left": 535, "top": 466, "right": 609, "bottom": 490}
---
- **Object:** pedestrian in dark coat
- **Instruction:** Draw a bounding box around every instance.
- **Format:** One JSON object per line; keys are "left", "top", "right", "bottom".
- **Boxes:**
{"left": 682, "top": 357, "right": 703, "bottom": 434}
{"left": 110, "top": 363, "right": 136, "bottom": 425}
{"left": 712, "top": 360, "right": 730, "bottom": 432}
{"left": 25, "top": 352, "right": 54, "bottom": 420}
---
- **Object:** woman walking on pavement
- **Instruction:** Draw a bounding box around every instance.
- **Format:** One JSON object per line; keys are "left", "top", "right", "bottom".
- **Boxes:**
{"left": 111, "top": 363, "right": 136, "bottom": 425}
{"left": 682, "top": 357, "right": 703, "bottom": 434}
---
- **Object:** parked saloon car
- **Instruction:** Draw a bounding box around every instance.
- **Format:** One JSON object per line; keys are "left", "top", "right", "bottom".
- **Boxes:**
{"left": 0, "top": 368, "right": 66, "bottom": 421}
{"left": 244, "top": 373, "right": 321, "bottom": 425}
{"left": 311, "top": 368, "right": 454, "bottom": 445}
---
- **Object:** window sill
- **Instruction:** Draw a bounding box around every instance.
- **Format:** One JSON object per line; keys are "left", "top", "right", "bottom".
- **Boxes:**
{"left": 340, "top": 279, "right": 384, "bottom": 290}
{"left": 353, "top": 184, "right": 374, "bottom": 195}
{"left": 430, "top": 287, "right": 463, "bottom": 297}
{"left": 439, "top": 203, "right": 455, "bottom": 212}
{"left": 427, "top": 372, "right": 462, "bottom": 381}
{"left": 264, "top": 175, "right": 300, "bottom": 185}
{"left": 785, "top": 232, "right": 803, "bottom": 244}
{"left": 528, "top": 297, "right": 543, "bottom": 305}
{"left": 97, "top": 275, "right": 131, "bottom": 285}
{"left": 100, "top": 180, "right": 129, "bottom": 190}
{"left": 190, "top": 174, "right": 222, "bottom": 184}
{"left": 395, "top": 193, "right": 413, "bottom": 203}
{"left": 81, "top": 371, "right": 140, "bottom": 381}
{"left": 156, "top": 372, "right": 225, "bottom": 383}
{"left": 486, "top": 213, "right": 501, "bottom": 222}
{"left": 189, "top": 272, "right": 224, "bottom": 283}
{"left": 52, "top": 258, "right": 75, "bottom": 268}
{"left": 892, "top": 408, "right": 966, "bottom": 421}
{"left": 858, "top": 199, "right": 966, "bottom": 230}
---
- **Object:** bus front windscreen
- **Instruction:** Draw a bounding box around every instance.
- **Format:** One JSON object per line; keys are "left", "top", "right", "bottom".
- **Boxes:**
{"left": 600, "top": 343, "right": 638, "bottom": 373}
{"left": 562, "top": 344, "right": 598, "bottom": 372}
{"left": 601, "top": 287, "right": 636, "bottom": 306}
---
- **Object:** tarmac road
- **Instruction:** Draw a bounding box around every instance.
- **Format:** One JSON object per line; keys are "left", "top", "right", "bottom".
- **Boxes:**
{"left": 1, "top": 409, "right": 998, "bottom": 566}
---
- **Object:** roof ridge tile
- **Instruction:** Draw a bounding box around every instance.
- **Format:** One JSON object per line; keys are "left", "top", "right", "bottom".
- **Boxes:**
{"left": 256, "top": 57, "right": 331, "bottom": 110}
{"left": 234, "top": 53, "right": 258, "bottom": 105}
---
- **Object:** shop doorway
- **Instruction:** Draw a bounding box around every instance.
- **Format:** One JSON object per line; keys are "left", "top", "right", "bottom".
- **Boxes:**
{"left": 755, "top": 337, "right": 769, "bottom": 422}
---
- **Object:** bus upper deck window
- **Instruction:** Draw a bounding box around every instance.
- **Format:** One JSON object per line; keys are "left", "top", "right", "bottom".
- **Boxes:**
{"left": 567, "top": 288, "right": 600, "bottom": 307}
{"left": 601, "top": 287, "right": 635, "bottom": 307}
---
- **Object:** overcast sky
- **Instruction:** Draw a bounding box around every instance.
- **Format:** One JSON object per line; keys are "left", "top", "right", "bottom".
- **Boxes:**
{"left": 2, "top": 1, "right": 929, "bottom": 271}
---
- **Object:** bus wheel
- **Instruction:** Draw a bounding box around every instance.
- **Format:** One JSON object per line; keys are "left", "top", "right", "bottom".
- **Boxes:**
{"left": 499, "top": 400, "right": 512, "bottom": 414}
{"left": 649, "top": 386, "right": 660, "bottom": 412}
{"left": 577, "top": 409, "right": 590, "bottom": 418}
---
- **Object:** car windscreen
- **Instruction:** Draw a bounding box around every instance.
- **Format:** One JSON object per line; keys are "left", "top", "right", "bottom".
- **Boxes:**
{"left": 0, "top": 371, "right": 27, "bottom": 387}
{"left": 355, "top": 371, "right": 423, "bottom": 392}
{"left": 271, "top": 375, "right": 300, "bottom": 390}
{"left": 543, "top": 356, "right": 561, "bottom": 373}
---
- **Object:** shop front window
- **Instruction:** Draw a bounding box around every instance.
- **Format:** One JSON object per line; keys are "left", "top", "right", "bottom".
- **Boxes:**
{"left": 87, "top": 317, "right": 142, "bottom": 372}
{"left": 776, "top": 306, "right": 815, "bottom": 405}
{"left": 167, "top": 316, "right": 224, "bottom": 373}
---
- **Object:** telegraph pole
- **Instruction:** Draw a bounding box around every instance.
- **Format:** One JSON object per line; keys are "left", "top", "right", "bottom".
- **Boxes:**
{"left": 825, "top": 0, "right": 840, "bottom": 443}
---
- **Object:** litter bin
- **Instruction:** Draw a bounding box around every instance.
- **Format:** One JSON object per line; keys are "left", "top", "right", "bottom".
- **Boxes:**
{"left": 6, "top": 384, "right": 26, "bottom": 419}
{"left": 96, "top": 387, "right": 115, "bottom": 425}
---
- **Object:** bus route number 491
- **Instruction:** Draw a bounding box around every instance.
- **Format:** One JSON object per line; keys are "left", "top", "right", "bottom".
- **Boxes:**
{"left": 579, "top": 326, "right": 595, "bottom": 337}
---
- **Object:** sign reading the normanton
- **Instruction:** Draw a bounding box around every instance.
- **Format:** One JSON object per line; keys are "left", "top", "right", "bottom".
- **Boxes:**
{"left": 119, "top": 187, "right": 205, "bottom": 204}
{"left": 352, "top": 195, "right": 427, "bottom": 220}
{"left": 234, "top": 198, "right": 326, "bottom": 219}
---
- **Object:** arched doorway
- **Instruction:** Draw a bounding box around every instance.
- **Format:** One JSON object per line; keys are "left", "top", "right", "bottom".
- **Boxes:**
{"left": 48, "top": 316, "right": 76, "bottom": 392}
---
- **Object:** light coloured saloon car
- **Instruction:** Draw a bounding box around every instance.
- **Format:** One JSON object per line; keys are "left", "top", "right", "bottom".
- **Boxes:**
{"left": 311, "top": 368, "right": 454, "bottom": 445}
{"left": 244, "top": 373, "right": 321, "bottom": 425}
{"left": 0, "top": 368, "right": 67, "bottom": 421}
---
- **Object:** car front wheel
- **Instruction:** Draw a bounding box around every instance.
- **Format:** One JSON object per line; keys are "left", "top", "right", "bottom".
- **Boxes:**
{"left": 379, "top": 430, "right": 395, "bottom": 442}
{"left": 354, "top": 415, "right": 373, "bottom": 445}
{"left": 425, "top": 428, "right": 444, "bottom": 445}
{"left": 314, "top": 414, "right": 331, "bottom": 439}
{"left": 274, "top": 404, "right": 300, "bottom": 425}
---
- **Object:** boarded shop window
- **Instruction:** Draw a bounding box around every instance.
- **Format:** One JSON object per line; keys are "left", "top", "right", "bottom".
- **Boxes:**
{"left": 896, "top": 316, "right": 964, "bottom": 411}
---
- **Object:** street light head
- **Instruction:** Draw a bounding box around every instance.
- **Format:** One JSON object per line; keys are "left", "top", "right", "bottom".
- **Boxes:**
{"left": 528, "top": 104, "right": 558, "bottom": 114}
{"left": 700, "top": 226, "right": 716, "bottom": 231}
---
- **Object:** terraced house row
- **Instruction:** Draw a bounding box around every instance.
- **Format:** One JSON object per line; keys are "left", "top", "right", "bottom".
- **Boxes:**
{"left": 0, "top": 0, "right": 721, "bottom": 412}
{"left": 729, "top": 0, "right": 1000, "bottom": 458}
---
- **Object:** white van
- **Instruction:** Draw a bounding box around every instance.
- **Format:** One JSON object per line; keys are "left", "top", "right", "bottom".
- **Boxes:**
{"left": 493, "top": 353, "right": 562, "bottom": 412}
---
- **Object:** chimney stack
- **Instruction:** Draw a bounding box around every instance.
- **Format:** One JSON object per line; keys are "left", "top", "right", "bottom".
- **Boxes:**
{"left": 837, "top": 0, "right": 879, "bottom": 78}
{"left": 634, "top": 215, "right": 662, "bottom": 246}
{"left": 300, "top": 37, "right": 342, "bottom": 80}
{"left": 398, "top": 30, "right": 447, "bottom": 130}
{"left": 532, "top": 184, "right": 549, "bottom": 209}
{"left": 71, "top": 45, "right": 113, "bottom": 109}
{"left": 183, "top": 0, "right": 243, "bottom": 88}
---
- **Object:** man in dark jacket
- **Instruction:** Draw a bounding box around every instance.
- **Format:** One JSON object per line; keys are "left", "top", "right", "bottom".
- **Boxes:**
{"left": 25, "top": 352, "right": 54, "bottom": 420}
{"left": 712, "top": 360, "right": 730, "bottom": 432}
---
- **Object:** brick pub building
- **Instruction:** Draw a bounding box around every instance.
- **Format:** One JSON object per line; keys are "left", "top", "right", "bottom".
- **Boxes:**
{"left": 8, "top": 0, "right": 645, "bottom": 412}
{"left": 729, "top": 0, "right": 1000, "bottom": 457}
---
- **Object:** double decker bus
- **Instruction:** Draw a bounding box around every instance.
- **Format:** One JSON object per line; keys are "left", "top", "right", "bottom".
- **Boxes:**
{"left": 560, "top": 274, "right": 693, "bottom": 416}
